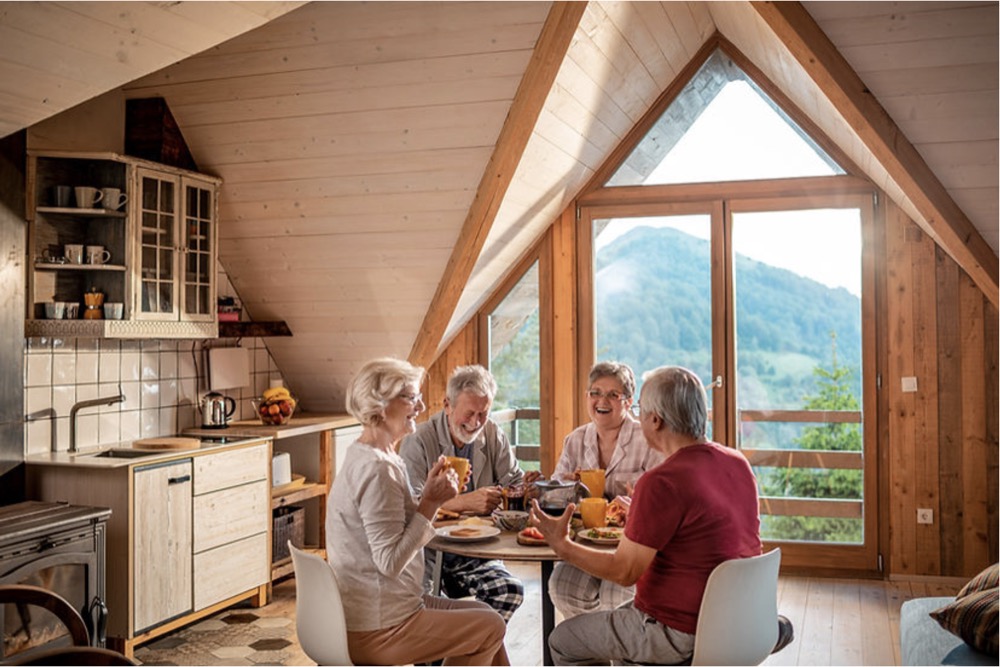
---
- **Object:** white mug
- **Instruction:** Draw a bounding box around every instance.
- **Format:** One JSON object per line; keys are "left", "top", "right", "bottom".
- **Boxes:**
{"left": 101, "top": 187, "right": 127, "bottom": 211}
{"left": 86, "top": 245, "right": 111, "bottom": 265}
{"left": 63, "top": 244, "right": 84, "bottom": 264}
{"left": 74, "top": 186, "right": 102, "bottom": 209}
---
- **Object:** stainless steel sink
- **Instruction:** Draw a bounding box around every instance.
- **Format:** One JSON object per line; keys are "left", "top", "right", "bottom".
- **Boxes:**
{"left": 89, "top": 449, "right": 157, "bottom": 459}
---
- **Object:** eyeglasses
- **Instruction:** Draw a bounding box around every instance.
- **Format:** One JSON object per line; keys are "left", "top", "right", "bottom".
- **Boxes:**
{"left": 587, "top": 389, "right": 626, "bottom": 401}
{"left": 399, "top": 393, "right": 423, "bottom": 404}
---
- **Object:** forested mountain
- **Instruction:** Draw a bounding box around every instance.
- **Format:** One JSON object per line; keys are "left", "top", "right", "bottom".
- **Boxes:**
{"left": 595, "top": 226, "right": 862, "bottom": 408}
{"left": 493, "top": 224, "right": 861, "bottom": 412}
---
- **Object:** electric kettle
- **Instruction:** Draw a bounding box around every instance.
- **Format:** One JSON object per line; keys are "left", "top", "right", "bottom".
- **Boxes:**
{"left": 200, "top": 391, "right": 237, "bottom": 428}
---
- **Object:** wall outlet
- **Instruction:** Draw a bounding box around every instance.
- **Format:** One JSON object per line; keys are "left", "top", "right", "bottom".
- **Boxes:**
{"left": 917, "top": 508, "right": 934, "bottom": 524}
{"left": 902, "top": 376, "right": 918, "bottom": 393}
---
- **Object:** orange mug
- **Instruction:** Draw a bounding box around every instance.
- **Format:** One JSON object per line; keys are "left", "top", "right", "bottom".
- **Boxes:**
{"left": 579, "top": 469, "right": 606, "bottom": 499}
{"left": 580, "top": 497, "right": 609, "bottom": 529}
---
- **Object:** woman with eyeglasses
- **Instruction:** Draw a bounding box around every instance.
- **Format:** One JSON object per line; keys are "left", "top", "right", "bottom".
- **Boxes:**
{"left": 549, "top": 361, "right": 665, "bottom": 620}
{"left": 326, "top": 357, "right": 509, "bottom": 665}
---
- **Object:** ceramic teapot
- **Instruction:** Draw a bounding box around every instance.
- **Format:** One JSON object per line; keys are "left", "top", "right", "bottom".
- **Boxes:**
{"left": 200, "top": 391, "right": 236, "bottom": 428}
{"left": 533, "top": 479, "right": 590, "bottom": 515}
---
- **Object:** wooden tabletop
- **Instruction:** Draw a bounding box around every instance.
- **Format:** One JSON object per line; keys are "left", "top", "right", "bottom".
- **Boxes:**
{"left": 429, "top": 523, "right": 616, "bottom": 561}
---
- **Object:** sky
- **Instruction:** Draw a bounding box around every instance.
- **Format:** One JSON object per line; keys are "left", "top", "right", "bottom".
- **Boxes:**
{"left": 595, "top": 81, "right": 863, "bottom": 297}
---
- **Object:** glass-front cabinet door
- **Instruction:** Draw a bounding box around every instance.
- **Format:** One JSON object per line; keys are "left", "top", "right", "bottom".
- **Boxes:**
{"left": 181, "top": 176, "right": 216, "bottom": 321}
{"left": 135, "top": 168, "right": 217, "bottom": 322}
{"left": 137, "top": 168, "right": 179, "bottom": 320}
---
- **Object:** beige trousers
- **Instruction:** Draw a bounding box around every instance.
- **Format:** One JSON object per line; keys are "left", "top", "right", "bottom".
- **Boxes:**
{"left": 347, "top": 594, "right": 510, "bottom": 666}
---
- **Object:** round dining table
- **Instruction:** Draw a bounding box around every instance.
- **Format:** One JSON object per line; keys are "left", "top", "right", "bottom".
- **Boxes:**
{"left": 428, "top": 523, "right": 616, "bottom": 666}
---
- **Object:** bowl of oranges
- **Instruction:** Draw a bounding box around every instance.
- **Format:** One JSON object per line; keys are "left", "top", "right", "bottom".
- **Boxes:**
{"left": 252, "top": 386, "right": 297, "bottom": 425}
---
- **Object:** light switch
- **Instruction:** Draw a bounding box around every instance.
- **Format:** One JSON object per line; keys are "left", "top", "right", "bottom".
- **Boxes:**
{"left": 901, "top": 376, "right": 918, "bottom": 393}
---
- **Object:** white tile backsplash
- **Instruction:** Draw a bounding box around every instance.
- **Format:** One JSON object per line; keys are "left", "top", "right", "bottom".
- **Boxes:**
{"left": 23, "top": 336, "right": 285, "bottom": 453}
{"left": 26, "top": 355, "right": 52, "bottom": 387}
{"left": 77, "top": 352, "right": 99, "bottom": 384}
{"left": 53, "top": 354, "right": 76, "bottom": 384}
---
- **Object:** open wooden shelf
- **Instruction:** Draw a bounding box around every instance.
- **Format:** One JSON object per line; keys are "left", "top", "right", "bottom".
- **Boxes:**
{"left": 271, "top": 481, "right": 325, "bottom": 509}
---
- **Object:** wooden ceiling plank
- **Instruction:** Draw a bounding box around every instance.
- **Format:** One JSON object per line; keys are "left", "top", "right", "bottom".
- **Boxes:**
{"left": 408, "top": 1, "right": 587, "bottom": 368}
{"left": 752, "top": 1, "right": 999, "bottom": 307}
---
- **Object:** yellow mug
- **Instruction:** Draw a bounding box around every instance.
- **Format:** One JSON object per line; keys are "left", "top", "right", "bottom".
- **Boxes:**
{"left": 580, "top": 497, "right": 609, "bottom": 529}
{"left": 444, "top": 456, "right": 470, "bottom": 489}
{"left": 579, "top": 469, "right": 606, "bottom": 499}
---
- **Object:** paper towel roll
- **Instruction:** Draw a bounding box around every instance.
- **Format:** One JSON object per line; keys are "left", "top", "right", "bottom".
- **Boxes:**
{"left": 272, "top": 452, "right": 292, "bottom": 487}
{"left": 209, "top": 347, "right": 250, "bottom": 390}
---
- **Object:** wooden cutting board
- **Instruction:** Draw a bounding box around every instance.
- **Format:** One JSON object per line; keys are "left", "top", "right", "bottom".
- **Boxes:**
{"left": 132, "top": 437, "right": 201, "bottom": 450}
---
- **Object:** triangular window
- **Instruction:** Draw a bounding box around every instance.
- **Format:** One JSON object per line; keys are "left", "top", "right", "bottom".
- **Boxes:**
{"left": 607, "top": 49, "right": 845, "bottom": 186}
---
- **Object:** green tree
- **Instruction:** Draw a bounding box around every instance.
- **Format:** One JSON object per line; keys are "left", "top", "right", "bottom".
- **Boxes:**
{"left": 760, "top": 333, "right": 863, "bottom": 543}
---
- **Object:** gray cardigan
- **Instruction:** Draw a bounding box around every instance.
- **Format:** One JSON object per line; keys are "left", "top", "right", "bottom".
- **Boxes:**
{"left": 399, "top": 410, "right": 524, "bottom": 496}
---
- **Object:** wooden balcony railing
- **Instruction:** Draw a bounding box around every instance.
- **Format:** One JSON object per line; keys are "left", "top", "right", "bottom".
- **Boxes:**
{"left": 493, "top": 407, "right": 865, "bottom": 523}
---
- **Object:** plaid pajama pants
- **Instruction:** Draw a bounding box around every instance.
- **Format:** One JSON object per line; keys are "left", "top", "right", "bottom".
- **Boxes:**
{"left": 428, "top": 550, "right": 525, "bottom": 622}
{"left": 549, "top": 561, "right": 636, "bottom": 619}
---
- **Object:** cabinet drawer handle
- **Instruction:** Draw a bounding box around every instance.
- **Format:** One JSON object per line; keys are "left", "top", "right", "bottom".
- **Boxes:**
{"left": 168, "top": 475, "right": 192, "bottom": 485}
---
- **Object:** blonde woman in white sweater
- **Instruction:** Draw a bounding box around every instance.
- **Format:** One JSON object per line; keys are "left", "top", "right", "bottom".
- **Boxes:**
{"left": 326, "top": 357, "right": 509, "bottom": 666}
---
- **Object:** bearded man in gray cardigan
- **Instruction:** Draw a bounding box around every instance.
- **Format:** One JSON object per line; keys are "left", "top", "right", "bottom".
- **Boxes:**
{"left": 400, "top": 365, "right": 542, "bottom": 621}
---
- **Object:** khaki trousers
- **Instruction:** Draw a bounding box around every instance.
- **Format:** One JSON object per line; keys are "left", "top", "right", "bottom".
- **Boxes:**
{"left": 348, "top": 594, "right": 509, "bottom": 666}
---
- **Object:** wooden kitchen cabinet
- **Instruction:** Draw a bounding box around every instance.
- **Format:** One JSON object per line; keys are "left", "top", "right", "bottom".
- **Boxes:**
{"left": 25, "top": 150, "right": 220, "bottom": 339}
{"left": 185, "top": 412, "right": 360, "bottom": 582}
{"left": 26, "top": 439, "right": 270, "bottom": 658}
{"left": 133, "top": 460, "right": 193, "bottom": 632}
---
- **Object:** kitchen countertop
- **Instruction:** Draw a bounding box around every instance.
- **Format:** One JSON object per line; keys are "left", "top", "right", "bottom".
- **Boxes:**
{"left": 25, "top": 435, "right": 272, "bottom": 469}
{"left": 184, "top": 412, "right": 359, "bottom": 440}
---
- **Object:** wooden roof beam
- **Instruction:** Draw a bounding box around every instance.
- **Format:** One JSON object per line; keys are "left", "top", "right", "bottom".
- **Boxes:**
{"left": 752, "top": 1, "right": 999, "bottom": 307}
{"left": 408, "top": 1, "right": 587, "bottom": 368}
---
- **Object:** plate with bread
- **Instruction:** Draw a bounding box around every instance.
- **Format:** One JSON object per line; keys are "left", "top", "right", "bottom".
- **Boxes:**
{"left": 435, "top": 524, "right": 500, "bottom": 542}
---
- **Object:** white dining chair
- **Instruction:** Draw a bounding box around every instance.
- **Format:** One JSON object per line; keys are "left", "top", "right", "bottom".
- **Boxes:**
{"left": 288, "top": 542, "right": 353, "bottom": 666}
{"left": 690, "top": 548, "right": 782, "bottom": 666}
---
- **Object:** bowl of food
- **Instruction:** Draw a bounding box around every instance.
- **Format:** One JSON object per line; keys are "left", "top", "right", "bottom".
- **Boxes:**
{"left": 252, "top": 387, "right": 297, "bottom": 425}
{"left": 492, "top": 510, "right": 530, "bottom": 533}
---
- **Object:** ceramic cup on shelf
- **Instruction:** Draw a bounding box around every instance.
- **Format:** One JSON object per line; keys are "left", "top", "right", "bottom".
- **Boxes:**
{"left": 74, "top": 186, "right": 102, "bottom": 209}
{"left": 85, "top": 245, "right": 111, "bottom": 265}
{"left": 52, "top": 185, "right": 73, "bottom": 207}
{"left": 100, "top": 187, "right": 127, "bottom": 211}
{"left": 44, "top": 302, "right": 65, "bottom": 320}
{"left": 63, "top": 244, "right": 84, "bottom": 264}
{"left": 104, "top": 302, "right": 124, "bottom": 320}
{"left": 64, "top": 302, "right": 80, "bottom": 319}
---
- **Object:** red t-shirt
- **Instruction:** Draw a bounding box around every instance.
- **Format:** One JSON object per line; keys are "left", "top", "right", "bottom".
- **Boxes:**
{"left": 624, "top": 442, "right": 761, "bottom": 634}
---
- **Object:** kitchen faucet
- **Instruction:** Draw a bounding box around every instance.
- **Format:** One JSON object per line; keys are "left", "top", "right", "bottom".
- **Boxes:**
{"left": 66, "top": 387, "right": 126, "bottom": 453}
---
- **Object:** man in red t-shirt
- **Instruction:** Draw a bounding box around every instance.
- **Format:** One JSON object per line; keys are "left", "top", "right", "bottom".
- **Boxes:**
{"left": 531, "top": 366, "right": 763, "bottom": 665}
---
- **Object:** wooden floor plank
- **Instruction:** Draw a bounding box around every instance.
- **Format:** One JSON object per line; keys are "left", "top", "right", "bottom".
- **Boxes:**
{"left": 859, "top": 579, "right": 896, "bottom": 665}
{"left": 830, "top": 579, "right": 863, "bottom": 665}
{"left": 798, "top": 578, "right": 836, "bottom": 665}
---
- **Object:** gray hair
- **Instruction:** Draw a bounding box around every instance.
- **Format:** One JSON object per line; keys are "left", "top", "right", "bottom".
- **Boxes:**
{"left": 639, "top": 366, "right": 707, "bottom": 439}
{"left": 345, "top": 357, "right": 425, "bottom": 426}
{"left": 589, "top": 361, "right": 636, "bottom": 399}
{"left": 446, "top": 365, "right": 497, "bottom": 404}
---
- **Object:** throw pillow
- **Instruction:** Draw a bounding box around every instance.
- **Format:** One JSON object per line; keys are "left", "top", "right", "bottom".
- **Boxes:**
{"left": 958, "top": 562, "right": 999, "bottom": 597}
{"left": 930, "top": 588, "right": 998, "bottom": 656}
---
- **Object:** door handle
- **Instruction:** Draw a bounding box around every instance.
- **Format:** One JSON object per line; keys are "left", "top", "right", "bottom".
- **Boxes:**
{"left": 168, "top": 475, "right": 191, "bottom": 485}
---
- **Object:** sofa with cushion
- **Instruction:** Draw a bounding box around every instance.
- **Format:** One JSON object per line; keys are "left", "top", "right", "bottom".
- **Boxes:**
{"left": 900, "top": 563, "right": 998, "bottom": 666}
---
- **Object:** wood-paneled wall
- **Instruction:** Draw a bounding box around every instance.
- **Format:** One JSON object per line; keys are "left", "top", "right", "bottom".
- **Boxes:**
{"left": 884, "top": 201, "right": 998, "bottom": 578}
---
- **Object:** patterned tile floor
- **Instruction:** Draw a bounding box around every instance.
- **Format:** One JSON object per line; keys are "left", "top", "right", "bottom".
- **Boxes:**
{"left": 133, "top": 578, "right": 314, "bottom": 666}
